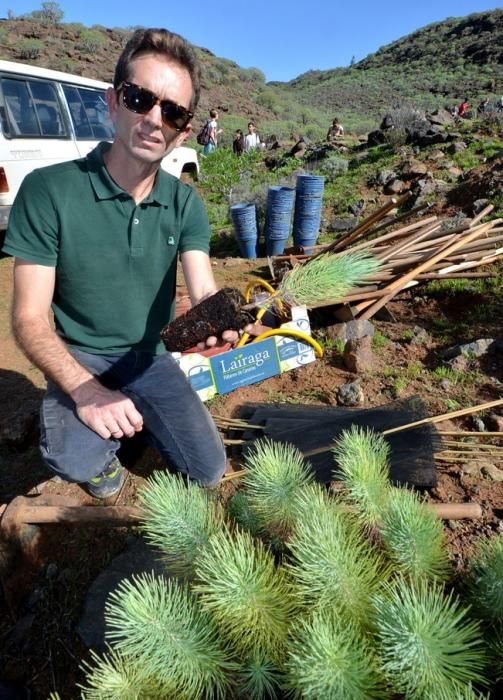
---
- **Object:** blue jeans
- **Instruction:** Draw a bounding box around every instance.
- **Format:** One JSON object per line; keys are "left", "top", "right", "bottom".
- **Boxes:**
{"left": 40, "top": 349, "right": 226, "bottom": 487}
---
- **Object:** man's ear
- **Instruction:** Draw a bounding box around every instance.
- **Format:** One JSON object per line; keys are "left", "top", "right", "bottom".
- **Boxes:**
{"left": 106, "top": 86, "right": 119, "bottom": 123}
{"left": 175, "top": 122, "right": 192, "bottom": 146}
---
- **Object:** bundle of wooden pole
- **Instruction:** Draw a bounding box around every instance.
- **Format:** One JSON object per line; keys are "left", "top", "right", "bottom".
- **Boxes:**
{"left": 272, "top": 200, "right": 502, "bottom": 320}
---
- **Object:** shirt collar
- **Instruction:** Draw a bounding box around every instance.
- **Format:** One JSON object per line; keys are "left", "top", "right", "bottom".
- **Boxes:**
{"left": 87, "top": 142, "right": 173, "bottom": 206}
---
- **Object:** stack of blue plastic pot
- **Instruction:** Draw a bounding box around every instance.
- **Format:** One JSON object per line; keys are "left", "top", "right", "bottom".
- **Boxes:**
{"left": 264, "top": 185, "right": 295, "bottom": 256}
{"left": 292, "top": 174, "right": 325, "bottom": 253}
{"left": 230, "top": 203, "right": 258, "bottom": 258}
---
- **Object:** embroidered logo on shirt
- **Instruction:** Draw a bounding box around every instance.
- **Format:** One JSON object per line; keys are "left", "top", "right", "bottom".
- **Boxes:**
{"left": 167, "top": 236, "right": 175, "bottom": 245}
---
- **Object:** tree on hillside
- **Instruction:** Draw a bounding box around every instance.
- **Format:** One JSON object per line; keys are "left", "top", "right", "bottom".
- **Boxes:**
{"left": 30, "top": 2, "right": 64, "bottom": 24}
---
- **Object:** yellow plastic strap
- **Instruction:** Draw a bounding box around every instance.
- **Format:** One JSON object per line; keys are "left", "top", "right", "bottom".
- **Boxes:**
{"left": 244, "top": 277, "right": 276, "bottom": 302}
{"left": 251, "top": 329, "right": 324, "bottom": 358}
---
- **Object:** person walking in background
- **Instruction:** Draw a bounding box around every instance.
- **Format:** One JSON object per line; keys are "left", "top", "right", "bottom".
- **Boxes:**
{"left": 457, "top": 98, "right": 470, "bottom": 118}
{"left": 233, "top": 129, "right": 244, "bottom": 155}
{"left": 203, "top": 108, "right": 221, "bottom": 155}
{"left": 244, "top": 121, "right": 260, "bottom": 154}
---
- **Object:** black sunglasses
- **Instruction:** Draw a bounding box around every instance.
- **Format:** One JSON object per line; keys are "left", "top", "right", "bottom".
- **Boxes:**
{"left": 118, "top": 81, "right": 193, "bottom": 131}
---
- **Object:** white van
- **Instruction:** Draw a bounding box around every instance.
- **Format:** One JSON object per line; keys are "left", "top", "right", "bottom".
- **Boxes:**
{"left": 0, "top": 60, "right": 199, "bottom": 234}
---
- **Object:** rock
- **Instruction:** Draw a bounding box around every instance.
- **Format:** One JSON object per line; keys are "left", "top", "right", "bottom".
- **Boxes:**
{"left": 429, "top": 149, "right": 446, "bottom": 161}
{"left": 401, "top": 160, "right": 428, "bottom": 178}
{"left": 375, "top": 169, "right": 397, "bottom": 186}
{"left": 447, "top": 141, "right": 468, "bottom": 154}
{"left": 482, "top": 464, "right": 503, "bottom": 482}
{"left": 447, "top": 166, "right": 463, "bottom": 177}
{"left": 384, "top": 178, "right": 407, "bottom": 195}
{"left": 336, "top": 382, "right": 364, "bottom": 407}
{"left": 407, "top": 325, "right": 431, "bottom": 345}
{"left": 327, "top": 320, "right": 375, "bottom": 343}
{"left": 343, "top": 336, "right": 373, "bottom": 373}
{"left": 439, "top": 378, "right": 452, "bottom": 391}
{"left": 444, "top": 338, "right": 496, "bottom": 359}
{"left": 348, "top": 199, "right": 365, "bottom": 216}
{"left": 427, "top": 109, "right": 454, "bottom": 127}
{"left": 486, "top": 413, "right": 503, "bottom": 431}
{"left": 367, "top": 129, "right": 386, "bottom": 147}
{"left": 472, "top": 199, "right": 489, "bottom": 214}
{"left": 446, "top": 355, "right": 470, "bottom": 373}
{"left": 472, "top": 416, "right": 486, "bottom": 432}
{"left": 462, "top": 461, "right": 483, "bottom": 477}
{"left": 328, "top": 217, "right": 356, "bottom": 232}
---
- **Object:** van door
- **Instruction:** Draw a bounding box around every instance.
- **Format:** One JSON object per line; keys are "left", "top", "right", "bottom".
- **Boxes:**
{"left": 0, "top": 74, "right": 80, "bottom": 216}
{"left": 61, "top": 84, "right": 115, "bottom": 157}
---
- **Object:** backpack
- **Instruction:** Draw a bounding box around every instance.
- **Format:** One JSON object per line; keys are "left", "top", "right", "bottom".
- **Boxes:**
{"left": 196, "top": 121, "right": 211, "bottom": 146}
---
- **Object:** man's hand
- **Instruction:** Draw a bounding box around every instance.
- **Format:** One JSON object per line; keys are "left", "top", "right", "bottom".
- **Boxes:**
{"left": 72, "top": 378, "right": 143, "bottom": 440}
{"left": 197, "top": 323, "right": 271, "bottom": 350}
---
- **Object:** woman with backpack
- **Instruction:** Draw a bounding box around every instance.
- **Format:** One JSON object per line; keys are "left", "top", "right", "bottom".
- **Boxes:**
{"left": 198, "top": 109, "right": 222, "bottom": 155}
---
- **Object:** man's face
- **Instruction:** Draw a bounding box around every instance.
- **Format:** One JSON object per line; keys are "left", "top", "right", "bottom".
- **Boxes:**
{"left": 248, "top": 124, "right": 255, "bottom": 133}
{"left": 107, "top": 53, "right": 193, "bottom": 166}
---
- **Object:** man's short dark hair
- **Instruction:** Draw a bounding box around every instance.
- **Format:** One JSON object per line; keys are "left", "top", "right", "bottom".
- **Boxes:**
{"left": 114, "top": 28, "right": 201, "bottom": 112}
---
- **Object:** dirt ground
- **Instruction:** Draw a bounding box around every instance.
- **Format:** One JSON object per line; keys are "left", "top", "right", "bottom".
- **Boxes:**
{"left": 0, "top": 251, "right": 502, "bottom": 698}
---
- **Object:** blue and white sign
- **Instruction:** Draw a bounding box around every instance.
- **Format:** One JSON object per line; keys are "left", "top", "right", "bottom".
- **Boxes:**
{"left": 210, "top": 337, "right": 280, "bottom": 394}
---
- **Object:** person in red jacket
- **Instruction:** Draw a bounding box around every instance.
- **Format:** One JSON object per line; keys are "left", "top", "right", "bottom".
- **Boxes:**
{"left": 458, "top": 98, "right": 470, "bottom": 118}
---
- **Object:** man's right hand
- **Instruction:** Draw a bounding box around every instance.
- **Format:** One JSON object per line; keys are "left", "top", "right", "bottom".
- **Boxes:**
{"left": 72, "top": 378, "right": 143, "bottom": 440}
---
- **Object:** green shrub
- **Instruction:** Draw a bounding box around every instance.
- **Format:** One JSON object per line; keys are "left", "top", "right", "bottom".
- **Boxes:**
{"left": 78, "top": 29, "right": 106, "bottom": 53}
{"left": 18, "top": 38, "right": 44, "bottom": 60}
{"left": 320, "top": 155, "right": 349, "bottom": 180}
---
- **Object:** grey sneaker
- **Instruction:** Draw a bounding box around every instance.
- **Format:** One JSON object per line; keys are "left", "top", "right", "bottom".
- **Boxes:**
{"left": 86, "top": 458, "right": 125, "bottom": 499}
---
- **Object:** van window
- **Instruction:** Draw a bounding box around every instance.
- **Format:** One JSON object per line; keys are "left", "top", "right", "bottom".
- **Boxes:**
{"left": 0, "top": 77, "right": 66, "bottom": 138}
{"left": 62, "top": 85, "right": 115, "bottom": 140}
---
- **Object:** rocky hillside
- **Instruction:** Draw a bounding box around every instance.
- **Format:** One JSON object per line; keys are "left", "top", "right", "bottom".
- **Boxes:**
{"left": 0, "top": 8, "right": 502, "bottom": 134}
{"left": 281, "top": 10, "right": 503, "bottom": 130}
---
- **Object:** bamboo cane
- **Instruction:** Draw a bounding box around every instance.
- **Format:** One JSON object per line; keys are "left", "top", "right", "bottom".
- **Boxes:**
{"left": 329, "top": 195, "right": 411, "bottom": 252}
{"left": 359, "top": 220, "right": 501, "bottom": 320}
{"left": 469, "top": 203, "right": 494, "bottom": 227}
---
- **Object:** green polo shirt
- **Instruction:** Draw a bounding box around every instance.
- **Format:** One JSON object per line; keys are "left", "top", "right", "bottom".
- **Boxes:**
{"left": 3, "top": 143, "right": 210, "bottom": 354}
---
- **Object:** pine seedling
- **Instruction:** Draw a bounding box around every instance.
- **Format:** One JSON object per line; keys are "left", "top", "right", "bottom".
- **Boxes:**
{"left": 194, "top": 526, "right": 297, "bottom": 662}
{"left": 242, "top": 439, "right": 314, "bottom": 537}
{"left": 285, "top": 608, "right": 388, "bottom": 699}
{"left": 373, "top": 579, "right": 488, "bottom": 699}
{"left": 104, "top": 573, "right": 235, "bottom": 699}
{"left": 332, "top": 426, "right": 391, "bottom": 527}
{"left": 138, "top": 471, "right": 224, "bottom": 578}
{"left": 225, "top": 489, "right": 262, "bottom": 537}
{"left": 80, "top": 647, "right": 180, "bottom": 699}
{"left": 287, "top": 496, "right": 389, "bottom": 629}
{"left": 380, "top": 486, "right": 451, "bottom": 583}
{"left": 466, "top": 533, "right": 503, "bottom": 624}
{"left": 278, "top": 250, "right": 381, "bottom": 308}
{"left": 236, "top": 652, "right": 284, "bottom": 700}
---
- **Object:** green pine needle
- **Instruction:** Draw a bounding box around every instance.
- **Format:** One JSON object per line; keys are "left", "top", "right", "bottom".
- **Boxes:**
{"left": 380, "top": 486, "right": 451, "bottom": 583}
{"left": 279, "top": 250, "right": 380, "bottom": 307}
{"left": 373, "top": 579, "right": 488, "bottom": 699}
{"left": 225, "top": 490, "right": 262, "bottom": 537}
{"left": 243, "top": 439, "right": 314, "bottom": 535}
{"left": 332, "top": 426, "right": 391, "bottom": 527}
{"left": 80, "top": 647, "right": 179, "bottom": 699}
{"left": 104, "top": 573, "right": 235, "bottom": 699}
{"left": 285, "top": 608, "right": 387, "bottom": 699}
{"left": 287, "top": 496, "right": 390, "bottom": 629}
{"left": 194, "top": 527, "right": 297, "bottom": 661}
{"left": 466, "top": 533, "right": 503, "bottom": 624}
{"left": 236, "top": 652, "right": 284, "bottom": 700}
{"left": 138, "top": 471, "right": 224, "bottom": 578}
